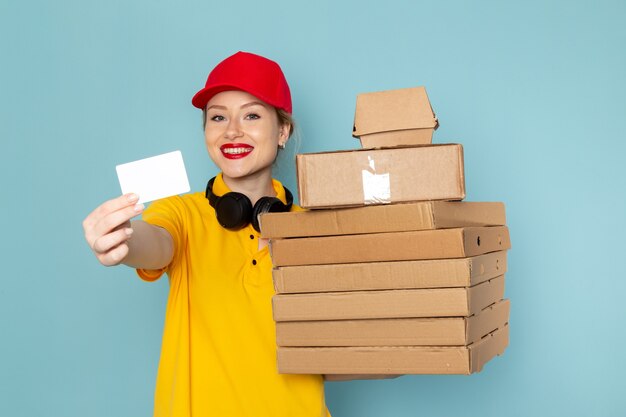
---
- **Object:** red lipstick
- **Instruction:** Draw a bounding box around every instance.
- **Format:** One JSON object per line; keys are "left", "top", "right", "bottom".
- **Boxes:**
{"left": 220, "top": 143, "right": 253, "bottom": 160}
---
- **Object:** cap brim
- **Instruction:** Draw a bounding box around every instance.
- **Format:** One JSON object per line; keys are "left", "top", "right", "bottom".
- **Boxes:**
{"left": 192, "top": 83, "right": 289, "bottom": 113}
{"left": 191, "top": 84, "right": 244, "bottom": 109}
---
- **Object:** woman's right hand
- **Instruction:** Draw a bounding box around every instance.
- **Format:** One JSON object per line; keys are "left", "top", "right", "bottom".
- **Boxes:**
{"left": 82, "top": 194, "right": 144, "bottom": 266}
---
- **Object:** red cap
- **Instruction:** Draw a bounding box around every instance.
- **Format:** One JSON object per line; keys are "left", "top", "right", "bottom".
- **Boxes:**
{"left": 192, "top": 51, "right": 292, "bottom": 114}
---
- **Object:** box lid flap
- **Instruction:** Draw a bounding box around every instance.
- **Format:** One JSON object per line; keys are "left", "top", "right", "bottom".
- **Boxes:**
{"left": 353, "top": 86, "right": 439, "bottom": 136}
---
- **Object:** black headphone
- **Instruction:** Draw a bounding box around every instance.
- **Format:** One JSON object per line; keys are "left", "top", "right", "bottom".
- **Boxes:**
{"left": 205, "top": 177, "right": 293, "bottom": 233}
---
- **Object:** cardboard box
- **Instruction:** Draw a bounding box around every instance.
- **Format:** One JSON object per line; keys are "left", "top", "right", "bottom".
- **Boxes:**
{"left": 260, "top": 201, "right": 506, "bottom": 239}
{"left": 277, "top": 324, "right": 509, "bottom": 374}
{"left": 358, "top": 129, "right": 434, "bottom": 149}
{"left": 272, "top": 275, "right": 505, "bottom": 322}
{"left": 296, "top": 144, "right": 465, "bottom": 209}
{"left": 273, "top": 251, "right": 507, "bottom": 294}
{"left": 270, "top": 226, "right": 510, "bottom": 267}
{"left": 352, "top": 86, "right": 439, "bottom": 148}
{"left": 276, "top": 299, "right": 510, "bottom": 347}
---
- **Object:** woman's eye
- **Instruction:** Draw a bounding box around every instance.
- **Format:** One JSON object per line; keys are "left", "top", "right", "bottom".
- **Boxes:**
{"left": 245, "top": 113, "right": 260, "bottom": 120}
{"left": 210, "top": 115, "right": 225, "bottom": 122}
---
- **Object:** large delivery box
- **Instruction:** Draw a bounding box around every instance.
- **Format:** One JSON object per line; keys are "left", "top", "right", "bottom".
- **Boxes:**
{"left": 352, "top": 86, "right": 439, "bottom": 148}
{"left": 273, "top": 251, "right": 507, "bottom": 294}
{"left": 270, "top": 226, "right": 510, "bottom": 267}
{"left": 296, "top": 144, "right": 465, "bottom": 209}
{"left": 260, "top": 201, "right": 505, "bottom": 239}
{"left": 277, "top": 325, "right": 509, "bottom": 374}
{"left": 276, "top": 299, "right": 509, "bottom": 347}
{"left": 272, "top": 275, "right": 505, "bottom": 321}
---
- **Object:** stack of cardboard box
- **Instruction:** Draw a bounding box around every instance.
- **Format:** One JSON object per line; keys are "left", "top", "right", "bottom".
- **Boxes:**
{"left": 260, "top": 87, "right": 511, "bottom": 375}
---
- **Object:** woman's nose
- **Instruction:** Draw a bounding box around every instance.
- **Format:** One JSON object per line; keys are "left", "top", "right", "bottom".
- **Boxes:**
{"left": 224, "top": 118, "right": 243, "bottom": 139}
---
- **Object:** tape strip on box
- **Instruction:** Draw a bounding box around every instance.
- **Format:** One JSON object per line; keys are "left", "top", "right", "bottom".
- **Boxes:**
{"left": 361, "top": 155, "right": 391, "bottom": 204}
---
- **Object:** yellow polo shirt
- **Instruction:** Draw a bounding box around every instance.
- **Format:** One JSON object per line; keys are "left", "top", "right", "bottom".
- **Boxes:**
{"left": 137, "top": 174, "right": 329, "bottom": 417}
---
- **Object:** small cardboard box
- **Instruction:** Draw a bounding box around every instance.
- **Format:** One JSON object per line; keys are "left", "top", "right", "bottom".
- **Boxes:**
{"left": 296, "top": 144, "right": 465, "bottom": 209}
{"left": 272, "top": 275, "right": 505, "bottom": 322}
{"left": 269, "top": 226, "right": 510, "bottom": 267}
{"left": 273, "top": 251, "right": 507, "bottom": 294}
{"left": 276, "top": 299, "right": 510, "bottom": 347}
{"left": 260, "top": 201, "right": 505, "bottom": 239}
{"left": 353, "top": 86, "right": 439, "bottom": 148}
{"left": 277, "top": 324, "right": 509, "bottom": 374}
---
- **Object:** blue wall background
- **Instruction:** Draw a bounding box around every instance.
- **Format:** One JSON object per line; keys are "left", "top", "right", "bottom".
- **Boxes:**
{"left": 2, "top": 1, "right": 625, "bottom": 416}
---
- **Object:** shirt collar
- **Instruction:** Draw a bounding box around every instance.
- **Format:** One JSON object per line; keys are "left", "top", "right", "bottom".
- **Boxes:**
{"left": 212, "top": 173, "right": 288, "bottom": 204}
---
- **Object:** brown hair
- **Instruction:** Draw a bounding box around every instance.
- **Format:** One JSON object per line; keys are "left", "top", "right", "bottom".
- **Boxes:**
{"left": 276, "top": 108, "right": 294, "bottom": 138}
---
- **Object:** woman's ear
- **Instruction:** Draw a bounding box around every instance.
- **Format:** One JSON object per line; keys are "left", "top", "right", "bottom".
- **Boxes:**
{"left": 278, "top": 123, "right": 290, "bottom": 146}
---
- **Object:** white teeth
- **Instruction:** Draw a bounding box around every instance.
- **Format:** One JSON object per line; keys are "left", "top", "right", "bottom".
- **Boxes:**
{"left": 222, "top": 147, "right": 252, "bottom": 155}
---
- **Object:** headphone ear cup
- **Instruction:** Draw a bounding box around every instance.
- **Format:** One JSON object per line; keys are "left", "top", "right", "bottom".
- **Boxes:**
{"left": 215, "top": 192, "right": 254, "bottom": 230}
{"left": 206, "top": 176, "right": 294, "bottom": 232}
{"left": 251, "top": 197, "right": 284, "bottom": 233}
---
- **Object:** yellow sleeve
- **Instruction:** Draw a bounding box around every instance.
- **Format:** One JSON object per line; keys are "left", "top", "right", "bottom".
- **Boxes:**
{"left": 135, "top": 196, "right": 188, "bottom": 281}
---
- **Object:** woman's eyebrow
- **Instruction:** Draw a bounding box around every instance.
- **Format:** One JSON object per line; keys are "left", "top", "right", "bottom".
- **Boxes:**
{"left": 207, "top": 101, "right": 267, "bottom": 111}
{"left": 241, "top": 101, "right": 268, "bottom": 109}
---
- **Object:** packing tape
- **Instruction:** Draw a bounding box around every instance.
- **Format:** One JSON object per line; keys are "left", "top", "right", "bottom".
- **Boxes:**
{"left": 361, "top": 156, "right": 391, "bottom": 204}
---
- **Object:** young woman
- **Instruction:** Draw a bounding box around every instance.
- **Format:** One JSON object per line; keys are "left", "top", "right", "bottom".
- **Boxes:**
{"left": 82, "top": 51, "right": 331, "bottom": 417}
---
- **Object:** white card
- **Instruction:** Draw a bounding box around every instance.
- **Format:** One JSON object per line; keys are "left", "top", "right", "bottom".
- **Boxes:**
{"left": 116, "top": 150, "right": 190, "bottom": 204}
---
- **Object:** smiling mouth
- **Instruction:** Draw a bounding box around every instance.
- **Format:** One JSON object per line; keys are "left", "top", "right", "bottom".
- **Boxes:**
{"left": 220, "top": 144, "right": 253, "bottom": 159}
